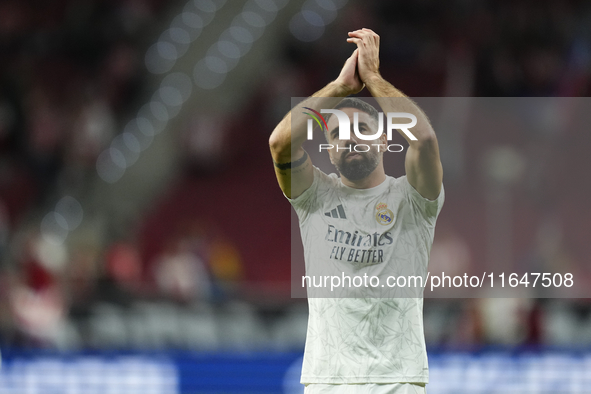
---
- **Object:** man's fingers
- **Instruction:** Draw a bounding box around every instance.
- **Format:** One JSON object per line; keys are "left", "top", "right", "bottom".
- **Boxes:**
{"left": 348, "top": 31, "right": 365, "bottom": 38}
{"left": 346, "top": 38, "right": 364, "bottom": 48}
{"left": 349, "top": 29, "right": 379, "bottom": 43}
{"left": 349, "top": 29, "right": 378, "bottom": 36}
{"left": 348, "top": 30, "right": 370, "bottom": 38}
{"left": 361, "top": 28, "right": 379, "bottom": 39}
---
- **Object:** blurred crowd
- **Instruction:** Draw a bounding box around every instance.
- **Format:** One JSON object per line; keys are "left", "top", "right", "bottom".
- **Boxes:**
{"left": 0, "top": 0, "right": 229, "bottom": 349}
{"left": 0, "top": 0, "right": 591, "bottom": 351}
{"left": 0, "top": 0, "right": 163, "bottom": 207}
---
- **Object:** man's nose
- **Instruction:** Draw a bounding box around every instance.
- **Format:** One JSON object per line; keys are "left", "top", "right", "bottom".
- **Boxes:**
{"left": 343, "top": 126, "right": 359, "bottom": 143}
{"left": 341, "top": 134, "right": 356, "bottom": 147}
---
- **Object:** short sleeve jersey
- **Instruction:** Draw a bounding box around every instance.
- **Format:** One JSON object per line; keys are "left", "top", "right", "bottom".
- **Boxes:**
{"left": 287, "top": 166, "right": 444, "bottom": 384}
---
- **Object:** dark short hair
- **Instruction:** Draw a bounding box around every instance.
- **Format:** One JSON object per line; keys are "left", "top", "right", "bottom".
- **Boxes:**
{"left": 324, "top": 98, "right": 379, "bottom": 141}
{"left": 335, "top": 98, "right": 379, "bottom": 121}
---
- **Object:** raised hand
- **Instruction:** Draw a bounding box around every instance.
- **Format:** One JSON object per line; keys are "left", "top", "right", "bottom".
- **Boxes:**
{"left": 334, "top": 48, "right": 365, "bottom": 96}
{"left": 346, "top": 28, "right": 381, "bottom": 83}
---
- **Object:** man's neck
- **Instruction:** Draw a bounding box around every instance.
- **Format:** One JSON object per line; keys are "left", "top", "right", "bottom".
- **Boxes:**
{"left": 340, "top": 167, "right": 387, "bottom": 189}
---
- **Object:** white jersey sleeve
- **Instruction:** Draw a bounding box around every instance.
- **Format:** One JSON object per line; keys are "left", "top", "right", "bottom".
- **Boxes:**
{"left": 401, "top": 176, "right": 444, "bottom": 225}
{"left": 285, "top": 166, "right": 340, "bottom": 224}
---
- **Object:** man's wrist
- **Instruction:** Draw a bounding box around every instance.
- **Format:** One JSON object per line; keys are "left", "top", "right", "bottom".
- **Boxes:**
{"left": 363, "top": 73, "right": 383, "bottom": 88}
{"left": 328, "top": 81, "right": 355, "bottom": 97}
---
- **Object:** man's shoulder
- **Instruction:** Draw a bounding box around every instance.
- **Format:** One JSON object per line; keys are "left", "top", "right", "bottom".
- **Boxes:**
{"left": 388, "top": 174, "right": 417, "bottom": 194}
{"left": 377, "top": 174, "right": 407, "bottom": 195}
{"left": 313, "top": 165, "right": 339, "bottom": 179}
{"left": 312, "top": 166, "right": 341, "bottom": 188}
{"left": 287, "top": 166, "right": 340, "bottom": 209}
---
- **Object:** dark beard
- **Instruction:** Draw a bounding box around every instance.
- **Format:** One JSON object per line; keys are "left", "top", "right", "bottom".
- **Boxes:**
{"left": 335, "top": 150, "right": 379, "bottom": 181}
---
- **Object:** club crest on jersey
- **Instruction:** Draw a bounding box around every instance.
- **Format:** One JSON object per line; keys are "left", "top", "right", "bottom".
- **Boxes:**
{"left": 375, "top": 203, "right": 394, "bottom": 225}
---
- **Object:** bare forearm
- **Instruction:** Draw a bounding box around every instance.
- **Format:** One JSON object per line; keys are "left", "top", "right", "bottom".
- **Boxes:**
{"left": 269, "top": 82, "right": 349, "bottom": 162}
{"left": 347, "top": 28, "right": 442, "bottom": 198}
{"left": 365, "top": 75, "right": 435, "bottom": 144}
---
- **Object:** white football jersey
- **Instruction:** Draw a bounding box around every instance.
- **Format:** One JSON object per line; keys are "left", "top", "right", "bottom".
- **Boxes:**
{"left": 288, "top": 166, "right": 444, "bottom": 384}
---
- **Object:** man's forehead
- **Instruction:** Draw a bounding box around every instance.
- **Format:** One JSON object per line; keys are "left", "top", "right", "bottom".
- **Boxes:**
{"left": 326, "top": 107, "right": 374, "bottom": 128}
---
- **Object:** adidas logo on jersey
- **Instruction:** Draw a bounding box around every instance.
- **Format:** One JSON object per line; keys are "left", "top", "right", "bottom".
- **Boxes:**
{"left": 324, "top": 204, "right": 347, "bottom": 219}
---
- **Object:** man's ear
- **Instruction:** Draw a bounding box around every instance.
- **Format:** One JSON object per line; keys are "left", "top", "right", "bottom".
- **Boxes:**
{"left": 379, "top": 132, "right": 388, "bottom": 148}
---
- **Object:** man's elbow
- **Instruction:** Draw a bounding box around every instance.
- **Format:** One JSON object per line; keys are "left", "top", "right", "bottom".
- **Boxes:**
{"left": 269, "top": 132, "right": 290, "bottom": 158}
{"left": 268, "top": 133, "right": 280, "bottom": 151}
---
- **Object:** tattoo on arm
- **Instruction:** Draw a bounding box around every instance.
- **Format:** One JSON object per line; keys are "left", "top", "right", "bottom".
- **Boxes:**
{"left": 290, "top": 160, "right": 310, "bottom": 175}
{"left": 273, "top": 151, "right": 308, "bottom": 171}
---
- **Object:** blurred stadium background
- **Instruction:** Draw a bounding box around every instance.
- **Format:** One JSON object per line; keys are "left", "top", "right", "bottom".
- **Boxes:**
{"left": 0, "top": 0, "right": 590, "bottom": 392}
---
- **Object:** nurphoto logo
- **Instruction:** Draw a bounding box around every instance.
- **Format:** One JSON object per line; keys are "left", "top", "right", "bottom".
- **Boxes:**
{"left": 303, "top": 107, "right": 418, "bottom": 152}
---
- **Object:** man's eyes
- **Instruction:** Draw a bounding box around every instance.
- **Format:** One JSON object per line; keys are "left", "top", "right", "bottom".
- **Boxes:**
{"left": 330, "top": 126, "right": 373, "bottom": 139}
